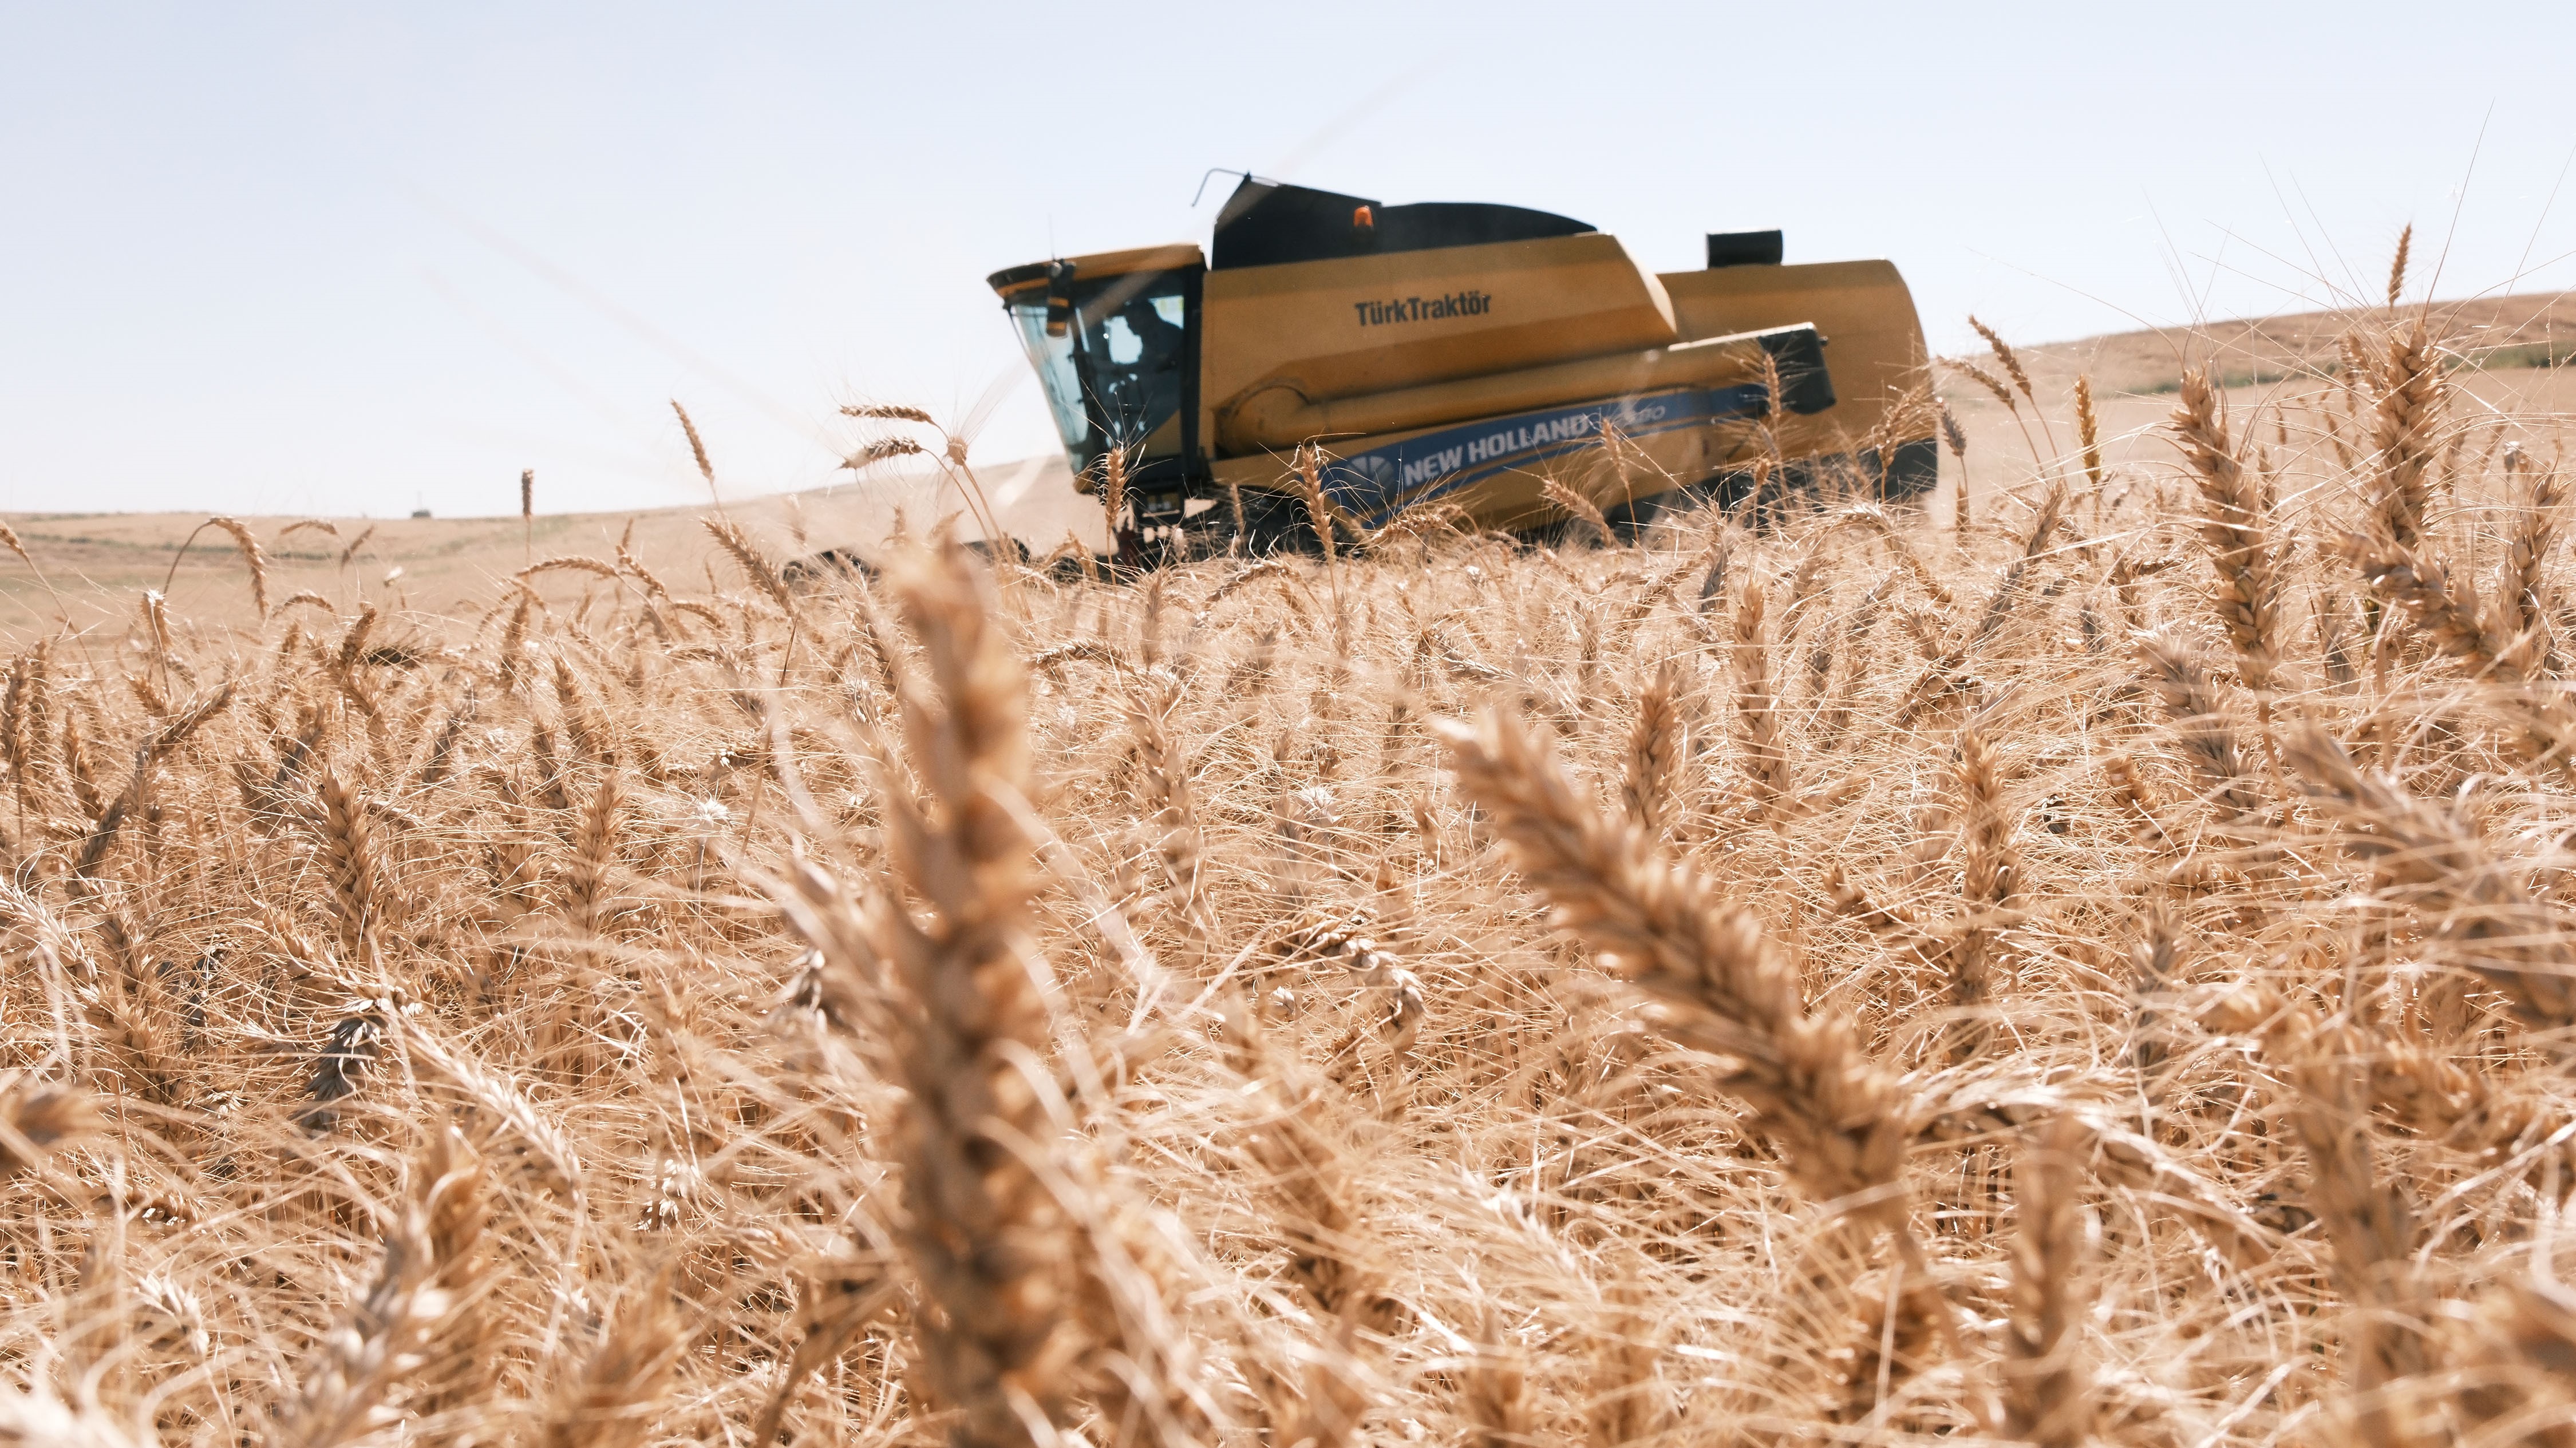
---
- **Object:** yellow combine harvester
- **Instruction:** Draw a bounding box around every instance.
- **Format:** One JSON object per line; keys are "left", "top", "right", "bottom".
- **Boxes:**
{"left": 987, "top": 176, "right": 1932, "bottom": 554}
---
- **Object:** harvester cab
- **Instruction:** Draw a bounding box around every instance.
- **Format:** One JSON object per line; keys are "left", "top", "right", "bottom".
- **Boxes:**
{"left": 993, "top": 251, "right": 1208, "bottom": 536}
{"left": 989, "top": 176, "right": 1933, "bottom": 556}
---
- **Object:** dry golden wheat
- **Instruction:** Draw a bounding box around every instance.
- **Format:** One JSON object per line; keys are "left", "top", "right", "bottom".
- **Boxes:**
{"left": 3, "top": 292, "right": 2575, "bottom": 1448}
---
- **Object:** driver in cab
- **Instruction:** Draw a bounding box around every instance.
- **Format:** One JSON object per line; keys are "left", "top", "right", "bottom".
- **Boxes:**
{"left": 1113, "top": 295, "right": 1186, "bottom": 377}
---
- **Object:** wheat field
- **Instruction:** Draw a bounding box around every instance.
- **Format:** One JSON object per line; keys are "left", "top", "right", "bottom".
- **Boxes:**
{"left": 9, "top": 263, "right": 2576, "bottom": 1447}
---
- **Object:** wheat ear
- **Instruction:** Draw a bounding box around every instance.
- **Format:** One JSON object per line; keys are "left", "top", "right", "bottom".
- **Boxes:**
{"left": 1289, "top": 444, "right": 1339, "bottom": 566}
{"left": 1732, "top": 578, "right": 1792, "bottom": 822}
{"left": 1459, "top": 1311, "right": 1533, "bottom": 1448}
{"left": 1582, "top": 1275, "right": 1669, "bottom": 1447}
{"left": 775, "top": 540, "right": 1082, "bottom": 1448}
{"left": 2133, "top": 631, "right": 2263, "bottom": 825}
{"left": 1432, "top": 705, "right": 1912, "bottom": 1219}
{"left": 538, "top": 1267, "right": 686, "bottom": 1448}
{"left": 1967, "top": 314, "right": 2036, "bottom": 406}
{"left": 2282, "top": 724, "right": 2576, "bottom": 1028}
{"left": 843, "top": 402, "right": 938, "bottom": 423}
{"left": 407, "top": 1127, "right": 496, "bottom": 1426}
{"left": 2279, "top": 1015, "right": 2436, "bottom": 1443}
{"left": 1542, "top": 476, "right": 1616, "bottom": 548}
{"left": 2504, "top": 465, "right": 2563, "bottom": 663}
{"left": 2001, "top": 1114, "right": 2094, "bottom": 1447}
{"left": 671, "top": 399, "right": 716, "bottom": 492}
{"left": 2342, "top": 532, "right": 2519, "bottom": 676}
{"left": 269, "top": 1172, "right": 455, "bottom": 1447}
{"left": 1947, "top": 718, "right": 2018, "bottom": 1021}
{"left": 0, "top": 1077, "right": 93, "bottom": 1181}
{"left": 845, "top": 436, "right": 927, "bottom": 470}
{"left": 2073, "top": 374, "right": 2104, "bottom": 490}
{"left": 0, "top": 520, "right": 69, "bottom": 622}
{"left": 1620, "top": 656, "right": 1682, "bottom": 838}
{"left": 207, "top": 516, "right": 272, "bottom": 619}
{"left": 2368, "top": 322, "right": 2443, "bottom": 548}
{"left": 2171, "top": 369, "right": 2288, "bottom": 689}
{"left": 2340, "top": 532, "right": 2576, "bottom": 763}
{"left": 316, "top": 769, "right": 382, "bottom": 965}
{"left": 1222, "top": 999, "right": 1379, "bottom": 1328}
{"left": 1127, "top": 667, "right": 1213, "bottom": 960}
{"left": 702, "top": 519, "right": 800, "bottom": 618}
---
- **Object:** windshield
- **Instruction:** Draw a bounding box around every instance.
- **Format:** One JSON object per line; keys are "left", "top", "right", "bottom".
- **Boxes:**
{"left": 1009, "top": 271, "right": 1194, "bottom": 473}
{"left": 1010, "top": 301, "right": 1090, "bottom": 455}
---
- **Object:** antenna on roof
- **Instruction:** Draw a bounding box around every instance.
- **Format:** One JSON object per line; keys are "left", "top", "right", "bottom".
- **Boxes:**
{"left": 1191, "top": 168, "right": 1266, "bottom": 207}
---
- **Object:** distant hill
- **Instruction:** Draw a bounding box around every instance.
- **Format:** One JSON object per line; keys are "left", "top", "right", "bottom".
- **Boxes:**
{"left": 1991, "top": 290, "right": 2576, "bottom": 399}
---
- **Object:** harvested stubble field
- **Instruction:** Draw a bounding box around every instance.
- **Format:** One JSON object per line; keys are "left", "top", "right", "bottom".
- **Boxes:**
{"left": 14, "top": 278, "right": 2576, "bottom": 1448}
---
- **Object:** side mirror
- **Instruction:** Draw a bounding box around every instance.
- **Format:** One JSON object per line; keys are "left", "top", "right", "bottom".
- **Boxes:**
{"left": 1045, "top": 260, "right": 1075, "bottom": 339}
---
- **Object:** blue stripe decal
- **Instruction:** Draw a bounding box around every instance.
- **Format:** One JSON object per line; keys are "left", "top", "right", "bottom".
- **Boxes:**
{"left": 1319, "top": 383, "right": 1768, "bottom": 527}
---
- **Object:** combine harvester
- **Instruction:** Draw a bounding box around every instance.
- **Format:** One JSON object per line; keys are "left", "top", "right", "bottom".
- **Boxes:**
{"left": 985, "top": 176, "right": 1934, "bottom": 556}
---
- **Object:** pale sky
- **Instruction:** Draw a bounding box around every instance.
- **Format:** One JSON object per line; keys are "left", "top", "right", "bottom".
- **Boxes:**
{"left": 5, "top": 1, "right": 2574, "bottom": 519}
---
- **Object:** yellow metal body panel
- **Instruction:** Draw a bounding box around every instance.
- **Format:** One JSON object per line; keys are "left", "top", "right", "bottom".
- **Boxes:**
{"left": 1200, "top": 233, "right": 1678, "bottom": 455}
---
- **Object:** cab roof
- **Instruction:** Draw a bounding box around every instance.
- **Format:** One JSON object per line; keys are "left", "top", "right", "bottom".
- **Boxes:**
{"left": 987, "top": 245, "right": 1205, "bottom": 296}
{"left": 987, "top": 179, "right": 1598, "bottom": 294}
{"left": 1210, "top": 177, "right": 1593, "bottom": 270}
